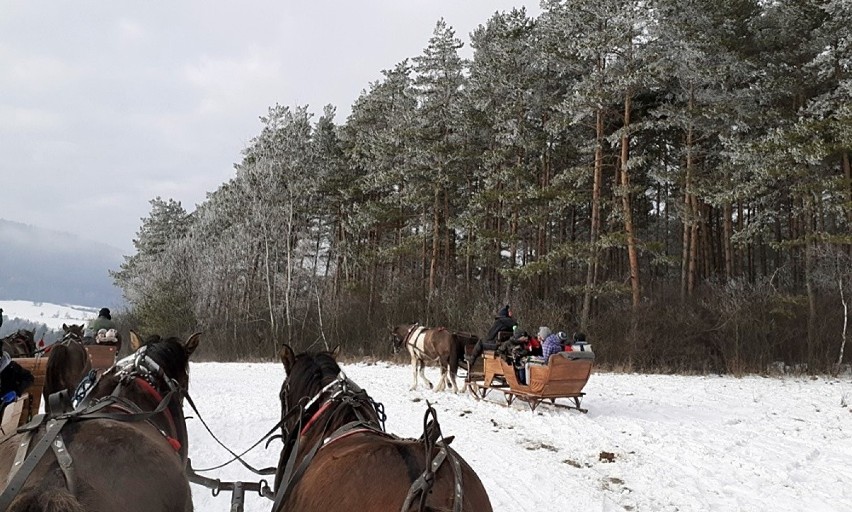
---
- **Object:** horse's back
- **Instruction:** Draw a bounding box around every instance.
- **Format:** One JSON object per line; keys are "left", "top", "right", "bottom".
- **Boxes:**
{"left": 0, "top": 420, "right": 191, "bottom": 512}
{"left": 286, "top": 433, "right": 491, "bottom": 512}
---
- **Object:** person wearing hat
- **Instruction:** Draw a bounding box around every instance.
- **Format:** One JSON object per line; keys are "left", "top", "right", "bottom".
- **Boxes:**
{"left": 88, "top": 307, "right": 116, "bottom": 333}
{"left": 542, "top": 329, "right": 566, "bottom": 361}
{"left": 466, "top": 304, "right": 518, "bottom": 367}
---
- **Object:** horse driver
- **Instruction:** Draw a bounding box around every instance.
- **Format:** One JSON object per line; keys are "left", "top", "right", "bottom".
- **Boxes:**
{"left": 85, "top": 307, "right": 116, "bottom": 343}
{"left": 465, "top": 304, "right": 518, "bottom": 367}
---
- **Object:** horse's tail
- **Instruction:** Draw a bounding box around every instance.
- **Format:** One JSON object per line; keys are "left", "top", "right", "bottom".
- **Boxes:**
{"left": 9, "top": 489, "right": 85, "bottom": 512}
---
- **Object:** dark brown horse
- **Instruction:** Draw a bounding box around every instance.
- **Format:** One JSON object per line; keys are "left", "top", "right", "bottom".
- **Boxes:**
{"left": 452, "top": 331, "right": 480, "bottom": 371}
{"left": 391, "top": 323, "right": 470, "bottom": 392}
{"left": 1, "top": 329, "right": 36, "bottom": 358}
{"left": 43, "top": 324, "right": 92, "bottom": 413}
{"left": 0, "top": 331, "right": 201, "bottom": 512}
{"left": 272, "top": 345, "right": 492, "bottom": 512}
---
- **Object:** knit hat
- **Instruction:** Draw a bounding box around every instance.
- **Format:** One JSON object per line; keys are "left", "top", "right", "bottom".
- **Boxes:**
{"left": 498, "top": 305, "right": 511, "bottom": 317}
{"left": 537, "top": 326, "right": 551, "bottom": 339}
{"left": 99, "top": 308, "right": 111, "bottom": 319}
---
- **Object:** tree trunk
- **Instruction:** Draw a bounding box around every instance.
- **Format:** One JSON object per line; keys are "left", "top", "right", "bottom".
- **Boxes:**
{"left": 681, "top": 90, "right": 695, "bottom": 300}
{"left": 723, "top": 202, "right": 734, "bottom": 281}
{"left": 620, "top": 90, "right": 640, "bottom": 310}
{"left": 804, "top": 195, "right": 817, "bottom": 371}
{"left": 581, "top": 106, "right": 604, "bottom": 330}
{"left": 844, "top": 152, "right": 852, "bottom": 250}
{"left": 836, "top": 272, "right": 848, "bottom": 375}
{"left": 262, "top": 231, "right": 277, "bottom": 355}
{"left": 429, "top": 185, "right": 440, "bottom": 307}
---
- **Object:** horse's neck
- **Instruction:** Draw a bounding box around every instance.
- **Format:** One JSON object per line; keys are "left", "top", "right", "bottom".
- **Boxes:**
{"left": 300, "top": 394, "right": 377, "bottom": 447}
{"left": 92, "top": 378, "right": 170, "bottom": 423}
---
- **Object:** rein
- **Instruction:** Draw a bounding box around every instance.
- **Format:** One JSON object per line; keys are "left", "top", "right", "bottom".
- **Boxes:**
{"left": 181, "top": 391, "right": 284, "bottom": 476}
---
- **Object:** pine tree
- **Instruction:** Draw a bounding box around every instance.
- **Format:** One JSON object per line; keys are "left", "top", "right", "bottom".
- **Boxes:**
{"left": 412, "top": 19, "right": 467, "bottom": 313}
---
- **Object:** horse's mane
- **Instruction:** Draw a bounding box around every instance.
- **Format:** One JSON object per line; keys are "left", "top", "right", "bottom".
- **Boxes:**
{"left": 282, "top": 351, "right": 340, "bottom": 406}
{"left": 142, "top": 335, "right": 191, "bottom": 384}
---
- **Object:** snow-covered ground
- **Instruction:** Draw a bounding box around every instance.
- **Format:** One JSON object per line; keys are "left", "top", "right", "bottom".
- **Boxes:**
{"left": 0, "top": 300, "right": 97, "bottom": 331}
{"left": 185, "top": 361, "right": 852, "bottom": 512}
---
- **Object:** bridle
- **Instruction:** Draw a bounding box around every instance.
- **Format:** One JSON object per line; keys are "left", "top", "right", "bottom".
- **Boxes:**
{"left": 392, "top": 323, "right": 420, "bottom": 354}
{"left": 274, "top": 370, "right": 387, "bottom": 511}
{"left": 280, "top": 370, "right": 385, "bottom": 437}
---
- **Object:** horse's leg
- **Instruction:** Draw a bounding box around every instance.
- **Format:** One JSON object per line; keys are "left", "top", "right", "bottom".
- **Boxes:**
{"left": 435, "top": 364, "right": 447, "bottom": 392}
{"left": 410, "top": 353, "right": 419, "bottom": 390}
{"left": 448, "top": 358, "right": 459, "bottom": 393}
{"left": 418, "top": 359, "right": 433, "bottom": 390}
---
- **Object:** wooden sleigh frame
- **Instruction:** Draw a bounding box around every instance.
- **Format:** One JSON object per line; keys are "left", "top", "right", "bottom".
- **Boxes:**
{"left": 0, "top": 344, "right": 119, "bottom": 437}
{"left": 466, "top": 351, "right": 593, "bottom": 412}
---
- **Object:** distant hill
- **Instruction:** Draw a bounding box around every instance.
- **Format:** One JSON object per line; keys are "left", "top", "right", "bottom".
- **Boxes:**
{"left": 0, "top": 299, "right": 98, "bottom": 343}
{"left": 0, "top": 219, "right": 124, "bottom": 307}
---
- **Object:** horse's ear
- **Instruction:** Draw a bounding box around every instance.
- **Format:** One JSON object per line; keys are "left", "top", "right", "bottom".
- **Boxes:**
{"left": 62, "top": 323, "right": 68, "bottom": 331}
{"left": 129, "top": 330, "right": 144, "bottom": 351}
{"left": 330, "top": 345, "right": 341, "bottom": 360}
{"left": 184, "top": 332, "right": 202, "bottom": 356}
{"left": 279, "top": 344, "right": 296, "bottom": 375}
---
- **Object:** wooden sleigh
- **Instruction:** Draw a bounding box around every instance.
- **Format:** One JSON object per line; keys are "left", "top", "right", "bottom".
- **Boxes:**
{"left": 466, "top": 351, "right": 593, "bottom": 412}
{"left": 85, "top": 343, "right": 119, "bottom": 372}
{"left": 0, "top": 357, "right": 47, "bottom": 440}
{"left": 0, "top": 344, "right": 118, "bottom": 436}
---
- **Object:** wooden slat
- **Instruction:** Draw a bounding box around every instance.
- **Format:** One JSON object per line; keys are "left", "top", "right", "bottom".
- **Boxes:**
{"left": 528, "top": 356, "right": 593, "bottom": 397}
{"left": 86, "top": 345, "right": 117, "bottom": 371}
{"left": 13, "top": 357, "right": 47, "bottom": 415}
{"left": 0, "top": 393, "right": 31, "bottom": 439}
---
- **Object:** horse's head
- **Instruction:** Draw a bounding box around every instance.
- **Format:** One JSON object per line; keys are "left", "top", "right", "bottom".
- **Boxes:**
{"left": 390, "top": 323, "right": 415, "bottom": 354}
{"left": 2, "top": 329, "right": 36, "bottom": 357}
{"left": 61, "top": 323, "right": 85, "bottom": 342}
{"left": 277, "top": 344, "right": 343, "bottom": 433}
{"left": 92, "top": 331, "right": 201, "bottom": 401}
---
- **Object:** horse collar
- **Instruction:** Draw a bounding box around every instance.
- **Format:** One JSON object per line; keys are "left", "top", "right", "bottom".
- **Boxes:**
{"left": 402, "top": 323, "right": 420, "bottom": 346}
{"left": 404, "top": 325, "right": 426, "bottom": 349}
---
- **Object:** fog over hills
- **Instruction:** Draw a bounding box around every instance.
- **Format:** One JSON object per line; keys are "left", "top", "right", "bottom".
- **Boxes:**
{"left": 0, "top": 219, "right": 124, "bottom": 307}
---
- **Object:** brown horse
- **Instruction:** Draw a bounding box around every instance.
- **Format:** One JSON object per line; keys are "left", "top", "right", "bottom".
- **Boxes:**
{"left": 272, "top": 345, "right": 492, "bottom": 512}
{"left": 391, "top": 323, "right": 468, "bottom": 392}
{"left": 0, "top": 331, "right": 201, "bottom": 512}
{"left": 1, "top": 329, "right": 36, "bottom": 358}
{"left": 43, "top": 324, "right": 92, "bottom": 413}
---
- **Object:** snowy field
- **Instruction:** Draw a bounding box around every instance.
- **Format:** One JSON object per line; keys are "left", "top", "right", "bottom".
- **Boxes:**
{"left": 185, "top": 361, "right": 852, "bottom": 512}
{"left": 0, "top": 300, "right": 97, "bottom": 331}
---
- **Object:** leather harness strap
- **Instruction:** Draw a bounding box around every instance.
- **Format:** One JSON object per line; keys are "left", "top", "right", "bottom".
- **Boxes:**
{"left": 0, "top": 417, "right": 69, "bottom": 511}
{"left": 399, "top": 405, "right": 464, "bottom": 512}
{"left": 0, "top": 385, "right": 180, "bottom": 508}
{"left": 406, "top": 326, "right": 431, "bottom": 358}
{"left": 51, "top": 430, "right": 76, "bottom": 496}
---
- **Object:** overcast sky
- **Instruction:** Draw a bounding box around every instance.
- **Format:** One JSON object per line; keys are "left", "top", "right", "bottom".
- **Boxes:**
{"left": 1, "top": 1, "right": 541, "bottom": 253}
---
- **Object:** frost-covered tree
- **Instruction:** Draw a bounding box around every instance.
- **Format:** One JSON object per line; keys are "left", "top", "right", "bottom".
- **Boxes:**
{"left": 412, "top": 19, "right": 467, "bottom": 308}
{"left": 111, "top": 197, "right": 195, "bottom": 335}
